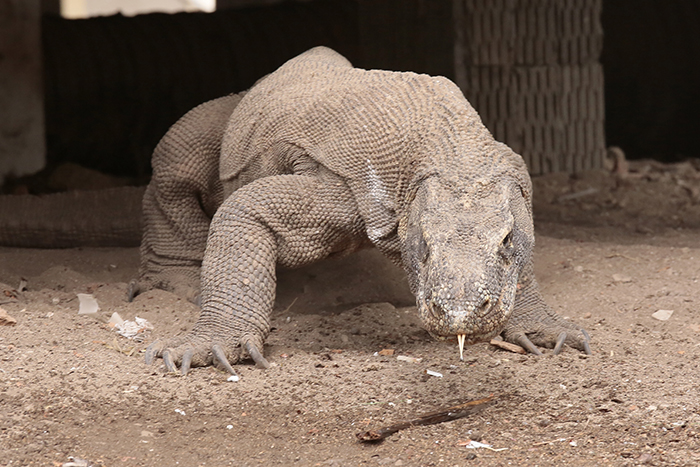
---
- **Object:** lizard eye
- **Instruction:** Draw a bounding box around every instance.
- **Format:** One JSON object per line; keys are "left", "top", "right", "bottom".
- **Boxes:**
{"left": 500, "top": 231, "right": 514, "bottom": 258}
{"left": 417, "top": 234, "right": 429, "bottom": 263}
{"left": 502, "top": 231, "right": 513, "bottom": 248}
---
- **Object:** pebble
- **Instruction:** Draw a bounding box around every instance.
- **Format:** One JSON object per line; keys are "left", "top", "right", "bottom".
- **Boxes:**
{"left": 612, "top": 274, "right": 632, "bottom": 283}
{"left": 651, "top": 309, "right": 674, "bottom": 321}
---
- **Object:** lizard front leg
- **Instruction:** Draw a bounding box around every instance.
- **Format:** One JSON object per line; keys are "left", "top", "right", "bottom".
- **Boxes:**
{"left": 502, "top": 260, "right": 592, "bottom": 355}
{"left": 145, "top": 173, "right": 367, "bottom": 375}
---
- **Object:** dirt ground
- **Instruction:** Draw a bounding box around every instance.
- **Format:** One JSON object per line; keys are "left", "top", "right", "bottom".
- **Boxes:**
{"left": 1, "top": 159, "right": 700, "bottom": 467}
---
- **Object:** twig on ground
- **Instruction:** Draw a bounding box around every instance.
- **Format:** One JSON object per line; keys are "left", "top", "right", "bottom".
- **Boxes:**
{"left": 356, "top": 395, "right": 495, "bottom": 442}
{"left": 489, "top": 339, "right": 526, "bottom": 354}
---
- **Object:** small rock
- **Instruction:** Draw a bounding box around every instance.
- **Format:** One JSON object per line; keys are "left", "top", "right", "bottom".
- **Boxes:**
{"left": 574, "top": 265, "right": 584, "bottom": 273}
{"left": 651, "top": 309, "right": 674, "bottom": 321}
{"left": 378, "top": 348, "right": 395, "bottom": 356}
{"left": 612, "top": 274, "right": 632, "bottom": 283}
{"left": 638, "top": 452, "right": 653, "bottom": 464}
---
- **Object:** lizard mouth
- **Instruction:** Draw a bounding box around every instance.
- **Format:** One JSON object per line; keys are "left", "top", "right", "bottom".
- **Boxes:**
{"left": 418, "top": 293, "right": 510, "bottom": 359}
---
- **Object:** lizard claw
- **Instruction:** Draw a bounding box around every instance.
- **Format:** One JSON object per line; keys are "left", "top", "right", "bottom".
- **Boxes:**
{"left": 145, "top": 339, "right": 166, "bottom": 365}
{"left": 581, "top": 331, "right": 592, "bottom": 355}
{"left": 553, "top": 332, "right": 567, "bottom": 355}
{"left": 503, "top": 307, "right": 592, "bottom": 355}
{"left": 126, "top": 279, "right": 140, "bottom": 302}
{"left": 144, "top": 334, "right": 266, "bottom": 376}
{"left": 211, "top": 344, "right": 238, "bottom": 375}
{"left": 244, "top": 340, "right": 270, "bottom": 369}
{"left": 162, "top": 349, "right": 178, "bottom": 373}
{"left": 180, "top": 348, "right": 193, "bottom": 375}
{"left": 512, "top": 333, "right": 543, "bottom": 356}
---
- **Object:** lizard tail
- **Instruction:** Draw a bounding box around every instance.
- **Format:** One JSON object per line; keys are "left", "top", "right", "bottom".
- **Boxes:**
{"left": 0, "top": 186, "right": 145, "bottom": 248}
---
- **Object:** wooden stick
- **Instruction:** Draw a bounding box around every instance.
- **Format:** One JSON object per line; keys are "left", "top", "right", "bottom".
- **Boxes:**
{"left": 356, "top": 395, "right": 495, "bottom": 442}
{"left": 489, "top": 339, "right": 527, "bottom": 354}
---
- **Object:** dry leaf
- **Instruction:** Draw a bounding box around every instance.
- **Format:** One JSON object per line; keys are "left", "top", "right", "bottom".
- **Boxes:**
{"left": 0, "top": 307, "right": 17, "bottom": 326}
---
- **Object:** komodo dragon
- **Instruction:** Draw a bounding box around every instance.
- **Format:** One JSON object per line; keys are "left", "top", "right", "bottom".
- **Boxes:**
{"left": 144, "top": 46, "right": 591, "bottom": 375}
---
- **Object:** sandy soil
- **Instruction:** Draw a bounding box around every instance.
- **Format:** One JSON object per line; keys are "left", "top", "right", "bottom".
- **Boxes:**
{"left": 1, "top": 160, "right": 700, "bottom": 466}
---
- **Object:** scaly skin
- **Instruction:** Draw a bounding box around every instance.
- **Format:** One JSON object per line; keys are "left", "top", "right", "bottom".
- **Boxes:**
{"left": 146, "top": 47, "right": 590, "bottom": 374}
{"left": 129, "top": 93, "right": 244, "bottom": 302}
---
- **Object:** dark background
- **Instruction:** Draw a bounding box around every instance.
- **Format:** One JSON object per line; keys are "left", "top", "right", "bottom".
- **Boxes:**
{"left": 601, "top": 0, "right": 700, "bottom": 163}
{"left": 38, "top": 0, "right": 700, "bottom": 179}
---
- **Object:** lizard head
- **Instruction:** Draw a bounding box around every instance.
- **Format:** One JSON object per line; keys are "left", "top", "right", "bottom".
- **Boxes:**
{"left": 400, "top": 174, "right": 534, "bottom": 353}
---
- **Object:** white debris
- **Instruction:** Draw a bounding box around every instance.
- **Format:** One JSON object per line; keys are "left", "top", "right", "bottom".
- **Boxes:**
{"left": 62, "top": 457, "right": 90, "bottom": 467}
{"left": 226, "top": 425, "right": 233, "bottom": 430}
{"left": 174, "top": 409, "right": 186, "bottom": 416}
{"left": 108, "top": 312, "right": 124, "bottom": 326}
{"left": 116, "top": 316, "right": 153, "bottom": 339}
{"left": 227, "top": 375, "right": 240, "bottom": 382}
{"left": 396, "top": 355, "right": 422, "bottom": 363}
{"left": 77, "top": 293, "right": 99, "bottom": 314}
{"left": 425, "top": 369, "right": 443, "bottom": 378}
{"left": 464, "top": 440, "right": 507, "bottom": 451}
{"left": 651, "top": 309, "right": 674, "bottom": 321}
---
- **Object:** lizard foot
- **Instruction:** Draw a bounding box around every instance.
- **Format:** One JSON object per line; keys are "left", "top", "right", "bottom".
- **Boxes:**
{"left": 502, "top": 309, "right": 592, "bottom": 356}
{"left": 144, "top": 332, "right": 269, "bottom": 376}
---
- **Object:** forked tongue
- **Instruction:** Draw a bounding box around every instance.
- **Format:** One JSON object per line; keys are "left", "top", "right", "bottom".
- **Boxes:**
{"left": 458, "top": 334, "right": 466, "bottom": 361}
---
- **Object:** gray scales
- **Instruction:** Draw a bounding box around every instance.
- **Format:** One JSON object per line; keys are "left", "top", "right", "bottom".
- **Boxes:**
{"left": 136, "top": 47, "right": 590, "bottom": 374}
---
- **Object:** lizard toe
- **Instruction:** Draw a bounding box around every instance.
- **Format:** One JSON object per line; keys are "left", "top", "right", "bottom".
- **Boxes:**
{"left": 242, "top": 335, "right": 270, "bottom": 369}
